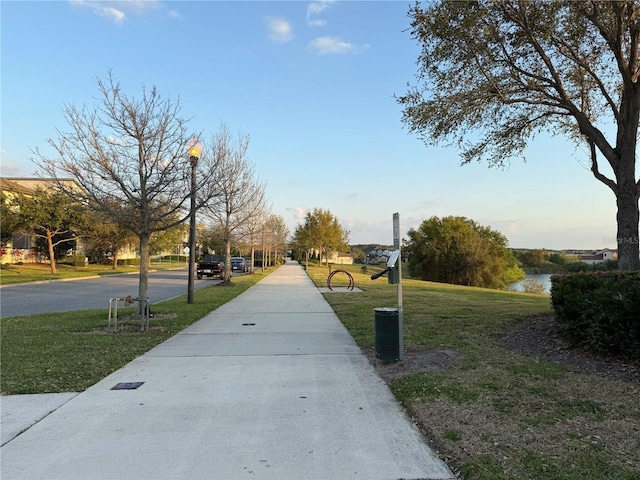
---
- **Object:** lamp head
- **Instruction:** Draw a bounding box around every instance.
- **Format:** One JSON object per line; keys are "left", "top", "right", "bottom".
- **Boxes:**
{"left": 187, "top": 138, "right": 202, "bottom": 159}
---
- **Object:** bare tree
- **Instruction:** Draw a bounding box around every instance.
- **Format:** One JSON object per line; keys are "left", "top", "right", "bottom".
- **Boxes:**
{"left": 261, "top": 214, "right": 289, "bottom": 268}
{"left": 34, "top": 72, "right": 220, "bottom": 307}
{"left": 239, "top": 203, "right": 271, "bottom": 274}
{"left": 203, "top": 124, "right": 266, "bottom": 283}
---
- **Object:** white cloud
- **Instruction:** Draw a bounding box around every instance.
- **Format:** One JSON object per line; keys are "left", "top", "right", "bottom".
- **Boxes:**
{"left": 68, "top": 0, "right": 167, "bottom": 24}
{"left": 102, "top": 6, "right": 126, "bottom": 24}
{"left": 0, "top": 150, "right": 32, "bottom": 177}
{"left": 291, "top": 207, "right": 307, "bottom": 219}
{"left": 307, "top": 0, "right": 335, "bottom": 24}
{"left": 266, "top": 17, "right": 293, "bottom": 43}
{"left": 307, "top": 36, "right": 358, "bottom": 55}
{"left": 106, "top": 135, "right": 126, "bottom": 145}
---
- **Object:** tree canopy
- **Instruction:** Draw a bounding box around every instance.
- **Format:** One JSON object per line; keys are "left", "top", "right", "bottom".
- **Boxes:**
{"left": 291, "top": 208, "right": 349, "bottom": 264}
{"left": 6, "top": 188, "right": 87, "bottom": 274}
{"left": 398, "top": 1, "right": 640, "bottom": 270}
{"left": 405, "top": 216, "right": 524, "bottom": 289}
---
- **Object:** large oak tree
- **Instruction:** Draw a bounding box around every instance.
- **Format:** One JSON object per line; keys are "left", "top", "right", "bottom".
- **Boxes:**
{"left": 398, "top": 1, "right": 640, "bottom": 270}
{"left": 405, "top": 216, "right": 524, "bottom": 289}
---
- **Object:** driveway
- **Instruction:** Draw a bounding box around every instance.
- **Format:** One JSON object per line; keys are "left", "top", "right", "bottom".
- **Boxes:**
{"left": 0, "top": 269, "right": 217, "bottom": 318}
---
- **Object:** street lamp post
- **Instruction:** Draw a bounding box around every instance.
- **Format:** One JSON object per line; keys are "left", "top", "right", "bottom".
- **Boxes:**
{"left": 187, "top": 139, "right": 202, "bottom": 304}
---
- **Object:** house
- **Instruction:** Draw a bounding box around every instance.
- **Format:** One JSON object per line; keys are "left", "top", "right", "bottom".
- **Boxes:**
{"left": 1, "top": 179, "right": 37, "bottom": 256}
{"left": 2, "top": 177, "right": 88, "bottom": 263}
{"left": 579, "top": 248, "right": 618, "bottom": 264}
{"left": 0, "top": 177, "right": 138, "bottom": 264}
{"left": 325, "top": 252, "right": 354, "bottom": 265}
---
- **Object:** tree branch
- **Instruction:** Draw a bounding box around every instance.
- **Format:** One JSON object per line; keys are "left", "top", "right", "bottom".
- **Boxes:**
{"left": 588, "top": 139, "right": 617, "bottom": 192}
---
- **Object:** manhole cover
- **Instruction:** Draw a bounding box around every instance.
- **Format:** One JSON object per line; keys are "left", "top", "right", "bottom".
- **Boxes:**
{"left": 111, "top": 382, "right": 145, "bottom": 390}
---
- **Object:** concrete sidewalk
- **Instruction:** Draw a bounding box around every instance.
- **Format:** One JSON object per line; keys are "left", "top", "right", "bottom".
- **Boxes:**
{"left": 1, "top": 262, "right": 454, "bottom": 480}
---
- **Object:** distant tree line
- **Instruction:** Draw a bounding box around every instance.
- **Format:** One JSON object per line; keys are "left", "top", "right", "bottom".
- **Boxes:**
{"left": 513, "top": 249, "right": 619, "bottom": 274}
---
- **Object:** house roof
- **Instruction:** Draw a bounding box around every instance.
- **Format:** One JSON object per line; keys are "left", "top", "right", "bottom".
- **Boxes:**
{"left": 0, "top": 177, "right": 82, "bottom": 194}
{"left": 1, "top": 178, "right": 36, "bottom": 195}
{"left": 580, "top": 254, "right": 604, "bottom": 261}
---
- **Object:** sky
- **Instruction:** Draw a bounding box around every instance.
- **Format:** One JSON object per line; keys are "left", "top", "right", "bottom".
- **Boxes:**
{"left": 0, "top": 0, "right": 623, "bottom": 250}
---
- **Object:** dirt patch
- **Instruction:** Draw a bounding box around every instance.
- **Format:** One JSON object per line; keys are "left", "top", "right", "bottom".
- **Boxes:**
{"left": 94, "top": 313, "right": 177, "bottom": 333}
{"left": 501, "top": 314, "right": 640, "bottom": 383}
{"left": 363, "top": 347, "right": 464, "bottom": 383}
{"left": 363, "top": 315, "right": 639, "bottom": 385}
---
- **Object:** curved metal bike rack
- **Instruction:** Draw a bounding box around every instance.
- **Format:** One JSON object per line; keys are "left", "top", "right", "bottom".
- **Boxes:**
{"left": 326, "top": 269, "right": 355, "bottom": 291}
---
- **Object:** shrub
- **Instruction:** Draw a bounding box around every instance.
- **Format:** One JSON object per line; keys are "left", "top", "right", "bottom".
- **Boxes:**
{"left": 59, "top": 254, "right": 88, "bottom": 267}
{"left": 550, "top": 271, "right": 640, "bottom": 359}
{"left": 117, "top": 258, "right": 141, "bottom": 266}
{"left": 564, "top": 259, "right": 619, "bottom": 272}
{"left": 521, "top": 278, "right": 547, "bottom": 295}
{"left": 157, "top": 255, "right": 187, "bottom": 263}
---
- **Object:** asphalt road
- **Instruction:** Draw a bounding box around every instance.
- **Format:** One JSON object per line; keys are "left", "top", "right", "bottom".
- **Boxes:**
{"left": 0, "top": 269, "right": 220, "bottom": 318}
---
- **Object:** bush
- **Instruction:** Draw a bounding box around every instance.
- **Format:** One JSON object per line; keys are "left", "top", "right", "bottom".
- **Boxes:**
{"left": 157, "top": 255, "right": 187, "bottom": 263}
{"left": 521, "top": 278, "right": 547, "bottom": 295}
{"left": 60, "top": 254, "right": 88, "bottom": 267}
{"left": 117, "top": 258, "right": 141, "bottom": 266}
{"left": 550, "top": 271, "right": 640, "bottom": 359}
{"left": 564, "top": 260, "right": 618, "bottom": 272}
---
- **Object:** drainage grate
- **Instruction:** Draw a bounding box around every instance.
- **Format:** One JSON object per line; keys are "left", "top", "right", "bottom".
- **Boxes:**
{"left": 111, "top": 382, "right": 145, "bottom": 390}
{"left": 242, "top": 323, "right": 256, "bottom": 326}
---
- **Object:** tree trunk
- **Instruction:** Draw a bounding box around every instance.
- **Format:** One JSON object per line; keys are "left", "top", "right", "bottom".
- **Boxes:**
{"left": 615, "top": 74, "right": 640, "bottom": 271}
{"left": 615, "top": 175, "right": 640, "bottom": 271}
{"left": 112, "top": 249, "right": 119, "bottom": 270}
{"left": 46, "top": 230, "right": 57, "bottom": 275}
{"left": 224, "top": 240, "right": 232, "bottom": 283}
{"left": 138, "top": 233, "right": 151, "bottom": 314}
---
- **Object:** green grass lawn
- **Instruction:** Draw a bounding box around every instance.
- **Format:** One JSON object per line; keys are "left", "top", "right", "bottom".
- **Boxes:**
{"left": 307, "top": 263, "right": 640, "bottom": 480}
{"left": 2, "top": 261, "right": 638, "bottom": 479}
{"left": 1, "top": 268, "right": 273, "bottom": 394}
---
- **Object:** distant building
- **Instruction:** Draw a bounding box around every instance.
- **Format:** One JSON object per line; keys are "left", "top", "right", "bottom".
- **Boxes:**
{"left": 1, "top": 177, "right": 82, "bottom": 263}
{"left": 579, "top": 248, "right": 618, "bottom": 264}
{"left": 0, "top": 177, "right": 140, "bottom": 264}
{"left": 325, "top": 252, "right": 354, "bottom": 265}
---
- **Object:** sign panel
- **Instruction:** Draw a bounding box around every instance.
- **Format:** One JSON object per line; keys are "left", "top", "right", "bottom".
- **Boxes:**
{"left": 393, "top": 212, "right": 400, "bottom": 250}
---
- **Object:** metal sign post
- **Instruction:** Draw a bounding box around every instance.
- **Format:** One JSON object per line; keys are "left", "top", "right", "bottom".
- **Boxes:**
{"left": 393, "top": 212, "right": 404, "bottom": 360}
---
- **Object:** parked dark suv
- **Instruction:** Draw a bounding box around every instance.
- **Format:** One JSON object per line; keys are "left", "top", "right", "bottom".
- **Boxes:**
{"left": 231, "top": 257, "right": 248, "bottom": 273}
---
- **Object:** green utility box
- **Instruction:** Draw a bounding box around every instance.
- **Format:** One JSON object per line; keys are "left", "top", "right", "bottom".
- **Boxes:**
{"left": 374, "top": 307, "right": 400, "bottom": 363}
{"left": 387, "top": 262, "right": 399, "bottom": 284}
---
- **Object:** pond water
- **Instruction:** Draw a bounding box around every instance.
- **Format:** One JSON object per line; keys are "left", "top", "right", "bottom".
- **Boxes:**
{"left": 507, "top": 273, "right": 554, "bottom": 294}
